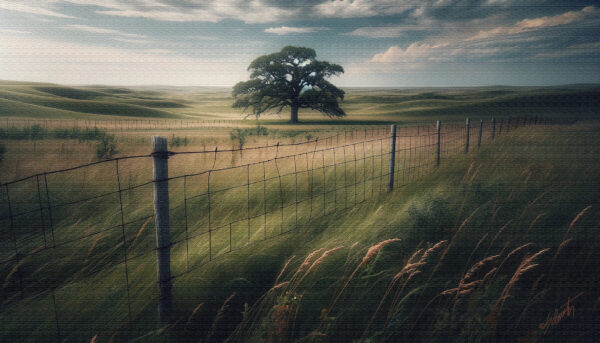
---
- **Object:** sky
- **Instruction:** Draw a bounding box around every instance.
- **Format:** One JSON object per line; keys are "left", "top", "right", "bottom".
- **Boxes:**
{"left": 0, "top": 0, "right": 599, "bottom": 87}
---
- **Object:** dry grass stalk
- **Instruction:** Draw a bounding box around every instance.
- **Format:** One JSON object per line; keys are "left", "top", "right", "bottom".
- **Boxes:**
{"left": 462, "top": 162, "right": 476, "bottom": 183}
{"left": 306, "top": 246, "right": 344, "bottom": 276}
{"left": 274, "top": 255, "right": 295, "bottom": 286}
{"left": 84, "top": 236, "right": 102, "bottom": 263}
{"left": 360, "top": 238, "right": 401, "bottom": 267}
{"left": 440, "top": 255, "right": 499, "bottom": 299}
{"left": 539, "top": 292, "right": 583, "bottom": 334}
{"left": 90, "top": 335, "right": 98, "bottom": 343}
{"left": 555, "top": 239, "right": 572, "bottom": 259}
{"left": 526, "top": 213, "right": 546, "bottom": 234}
{"left": 363, "top": 247, "right": 428, "bottom": 339}
{"left": 464, "top": 234, "right": 489, "bottom": 275}
{"left": 292, "top": 246, "right": 344, "bottom": 292}
{"left": 328, "top": 239, "right": 400, "bottom": 313}
{"left": 3, "top": 260, "right": 23, "bottom": 287}
{"left": 437, "top": 206, "right": 481, "bottom": 267}
{"left": 184, "top": 302, "right": 204, "bottom": 331}
{"left": 485, "top": 220, "right": 512, "bottom": 255}
{"left": 493, "top": 243, "right": 533, "bottom": 278}
{"left": 494, "top": 248, "right": 549, "bottom": 316}
{"left": 131, "top": 216, "right": 153, "bottom": 245}
{"left": 563, "top": 205, "right": 592, "bottom": 241}
{"left": 468, "top": 164, "right": 481, "bottom": 187}
{"left": 420, "top": 240, "right": 448, "bottom": 262}
{"left": 271, "top": 281, "right": 290, "bottom": 291}
{"left": 288, "top": 248, "right": 325, "bottom": 287}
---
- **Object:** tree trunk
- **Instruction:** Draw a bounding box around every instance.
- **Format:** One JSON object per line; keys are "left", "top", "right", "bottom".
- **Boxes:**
{"left": 290, "top": 106, "right": 299, "bottom": 123}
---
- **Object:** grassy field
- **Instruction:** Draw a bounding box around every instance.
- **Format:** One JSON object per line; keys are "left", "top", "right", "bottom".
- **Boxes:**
{"left": 1, "top": 80, "right": 599, "bottom": 122}
{"left": 0, "top": 82, "right": 599, "bottom": 342}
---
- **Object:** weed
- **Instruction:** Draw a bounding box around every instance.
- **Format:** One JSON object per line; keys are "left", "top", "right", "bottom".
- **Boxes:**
{"left": 95, "top": 134, "right": 118, "bottom": 159}
{"left": 170, "top": 134, "right": 189, "bottom": 147}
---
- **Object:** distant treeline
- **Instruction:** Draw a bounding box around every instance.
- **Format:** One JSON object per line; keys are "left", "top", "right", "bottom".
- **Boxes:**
{"left": 0, "top": 124, "right": 110, "bottom": 142}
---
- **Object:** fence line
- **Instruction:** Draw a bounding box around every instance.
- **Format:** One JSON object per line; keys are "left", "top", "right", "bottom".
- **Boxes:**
{"left": 0, "top": 115, "right": 563, "bottom": 340}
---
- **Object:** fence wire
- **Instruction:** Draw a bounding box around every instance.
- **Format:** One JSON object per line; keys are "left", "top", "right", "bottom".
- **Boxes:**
{"left": 0, "top": 116, "right": 558, "bottom": 340}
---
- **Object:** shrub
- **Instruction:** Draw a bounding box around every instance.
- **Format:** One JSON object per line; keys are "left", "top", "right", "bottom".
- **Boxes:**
{"left": 230, "top": 128, "right": 247, "bottom": 149}
{"left": 0, "top": 125, "right": 109, "bottom": 142}
{"left": 170, "top": 135, "right": 189, "bottom": 147}
{"left": 95, "top": 134, "right": 117, "bottom": 159}
{"left": 23, "top": 124, "right": 47, "bottom": 140}
{"left": 229, "top": 125, "right": 269, "bottom": 149}
{"left": 0, "top": 143, "right": 6, "bottom": 163}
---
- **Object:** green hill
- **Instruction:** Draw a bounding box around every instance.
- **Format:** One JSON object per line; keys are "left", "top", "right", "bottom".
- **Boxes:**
{"left": 0, "top": 82, "right": 180, "bottom": 119}
{"left": 1, "top": 81, "right": 599, "bottom": 122}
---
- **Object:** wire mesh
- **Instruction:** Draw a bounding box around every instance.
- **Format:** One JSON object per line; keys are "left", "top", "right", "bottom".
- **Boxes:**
{"left": 0, "top": 117, "right": 558, "bottom": 340}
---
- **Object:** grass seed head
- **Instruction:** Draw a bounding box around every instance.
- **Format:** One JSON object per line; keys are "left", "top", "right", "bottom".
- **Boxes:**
{"left": 360, "top": 238, "right": 401, "bottom": 266}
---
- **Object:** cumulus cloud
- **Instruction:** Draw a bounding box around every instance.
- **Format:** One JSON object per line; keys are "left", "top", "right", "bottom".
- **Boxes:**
{"left": 468, "top": 6, "right": 599, "bottom": 41}
{"left": 314, "top": 0, "right": 412, "bottom": 18}
{"left": 16, "top": 0, "right": 420, "bottom": 23}
{"left": 367, "top": 5, "right": 600, "bottom": 68}
{"left": 371, "top": 43, "right": 435, "bottom": 63}
{"left": 264, "top": 26, "right": 325, "bottom": 35}
{"left": 344, "top": 26, "right": 409, "bottom": 38}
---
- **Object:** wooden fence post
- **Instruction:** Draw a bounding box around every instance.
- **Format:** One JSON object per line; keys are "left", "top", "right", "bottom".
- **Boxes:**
{"left": 477, "top": 119, "right": 483, "bottom": 149}
{"left": 436, "top": 120, "right": 441, "bottom": 168}
{"left": 465, "top": 118, "right": 470, "bottom": 153}
{"left": 388, "top": 124, "right": 397, "bottom": 192}
{"left": 491, "top": 117, "right": 496, "bottom": 140}
{"left": 152, "top": 136, "right": 172, "bottom": 322}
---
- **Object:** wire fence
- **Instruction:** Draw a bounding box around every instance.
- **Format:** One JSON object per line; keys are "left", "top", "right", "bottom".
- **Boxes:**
{"left": 3, "top": 118, "right": 409, "bottom": 132}
{"left": 0, "top": 116, "right": 559, "bottom": 340}
{"left": 3, "top": 118, "right": 254, "bottom": 131}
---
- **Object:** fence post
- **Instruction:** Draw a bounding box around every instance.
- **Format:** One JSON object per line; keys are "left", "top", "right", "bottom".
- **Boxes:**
{"left": 436, "top": 120, "right": 441, "bottom": 167}
{"left": 477, "top": 119, "right": 483, "bottom": 149}
{"left": 465, "top": 118, "right": 470, "bottom": 153}
{"left": 152, "top": 136, "right": 172, "bottom": 322}
{"left": 388, "top": 124, "right": 397, "bottom": 192}
{"left": 491, "top": 117, "right": 496, "bottom": 140}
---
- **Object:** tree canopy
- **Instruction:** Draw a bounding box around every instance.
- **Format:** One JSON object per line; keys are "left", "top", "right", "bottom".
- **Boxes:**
{"left": 232, "top": 46, "right": 345, "bottom": 123}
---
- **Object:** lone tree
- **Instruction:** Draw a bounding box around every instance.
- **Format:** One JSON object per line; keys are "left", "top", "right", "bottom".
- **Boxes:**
{"left": 232, "top": 46, "right": 345, "bottom": 123}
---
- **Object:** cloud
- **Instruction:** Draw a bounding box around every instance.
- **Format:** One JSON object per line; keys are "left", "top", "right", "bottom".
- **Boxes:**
{"left": 0, "top": 33, "right": 251, "bottom": 85}
{"left": 371, "top": 43, "right": 434, "bottom": 63}
{"left": 314, "top": 0, "right": 413, "bottom": 19}
{"left": 55, "top": 0, "right": 300, "bottom": 24}
{"left": 62, "top": 24, "right": 145, "bottom": 38}
{"left": 111, "top": 37, "right": 154, "bottom": 44}
{"left": 0, "top": 28, "right": 30, "bottom": 34}
{"left": 365, "top": 6, "right": 600, "bottom": 67}
{"left": 0, "top": 2, "right": 76, "bottom": 18}
{"left": 25, "top": 0, "right": 420, "bottom": 23}
{"left": 344, "top": 26, "right": 408, "bottom": 38}
{"left": 468, "top": 6, "right": 599, "bottom": 41}
{"left": 264, "top": 26, "right": 325, "bottom": 35}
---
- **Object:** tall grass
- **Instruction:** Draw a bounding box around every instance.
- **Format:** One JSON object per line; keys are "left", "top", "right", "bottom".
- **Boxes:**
{"left": 1, "top": 122, "right": 598, "bottom": 342}
{"left": 0, "top": 124, "right": 110, "bottom": 141}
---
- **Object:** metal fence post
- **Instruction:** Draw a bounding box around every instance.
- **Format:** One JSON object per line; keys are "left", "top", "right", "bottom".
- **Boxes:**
{"left": 152, "top": 136, "right": 172, "bottom": 322}
{"left": 477, "top": 119, "right": 483, "bottom": 149}
{"left": 388, "top": 124, "right": 397, "bottom": 192}
{"left": 465, "top": 118, "right": 470, "bottom": 153}
{"left": 436, "top": 120, "right": 441, "bottom": 167}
